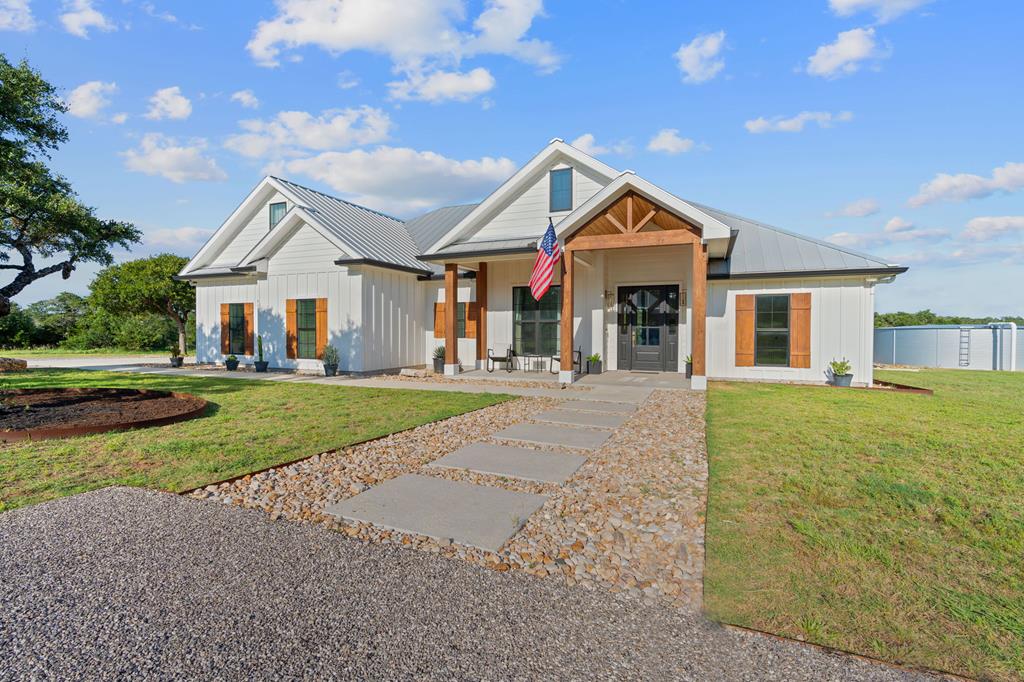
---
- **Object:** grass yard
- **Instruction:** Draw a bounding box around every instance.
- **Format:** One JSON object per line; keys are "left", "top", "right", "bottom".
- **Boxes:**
{"left": 705, "top": 369, "right": 1024, "bottom": 680}
{"left": 0, "top": 370, "right": 508, "bottom": 512}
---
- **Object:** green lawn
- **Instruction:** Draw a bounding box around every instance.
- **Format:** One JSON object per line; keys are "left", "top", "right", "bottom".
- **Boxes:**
{"left": 0, "top": 370, "right": 508, "bottom": 512}
{"left": 705, "top": 369, "right": 1024, "bottom": 681}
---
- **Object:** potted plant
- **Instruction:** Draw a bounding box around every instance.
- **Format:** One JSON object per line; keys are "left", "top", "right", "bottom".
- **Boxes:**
{"left": 169, "top": 346, "right": 184, "bottom": 368}
{"left": 432, "top": 345, "right": 446, "bottom": 373}
{"left": 829, "top": 358, "right": 853, "bottom": 387}
{"left": 321, "top": 344, "right": 340, "bottom": 377}
{"left": 684, "top": 354, "right": 693, "bottom": 379}
{"left": 586, "top": 352, "right": 602, "bottom": 374}
{"left": 225, "top": 354, "right": 239, "bottom": 371}
{"left": 254, "top": 335, "right": 269, "bottom": 373}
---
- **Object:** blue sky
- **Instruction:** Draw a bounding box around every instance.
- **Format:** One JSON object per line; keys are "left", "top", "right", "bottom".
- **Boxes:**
{"left": 2, "top": 0, "right": 1022, "bottom": 315}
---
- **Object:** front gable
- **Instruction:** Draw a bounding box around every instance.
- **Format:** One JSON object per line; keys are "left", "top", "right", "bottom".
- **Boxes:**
{"left": 211, "top": 190, "right": 291, "bottom": 267}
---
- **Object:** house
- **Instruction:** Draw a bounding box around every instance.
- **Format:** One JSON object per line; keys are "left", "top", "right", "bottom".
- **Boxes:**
{"left": 177, "top": 139, "right": 907, "bottom": 390}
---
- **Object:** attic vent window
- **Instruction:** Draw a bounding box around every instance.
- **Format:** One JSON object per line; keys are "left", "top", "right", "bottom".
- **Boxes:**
{"left": 549, "top": 168, "right": 572, "bottom": 212}
{"left": 269, "top": 202, "right": 287, "bottom": 229}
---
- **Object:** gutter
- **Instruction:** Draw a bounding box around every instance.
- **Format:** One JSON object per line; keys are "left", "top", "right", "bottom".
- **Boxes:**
{"left": 416, "top": 244, "right": 537, "bottom": 261}
{"left": 707, "top": 266, "right": 909, "bottom": 281}
{"left": 333, "top": 257, "right": 433, "bottom": 277}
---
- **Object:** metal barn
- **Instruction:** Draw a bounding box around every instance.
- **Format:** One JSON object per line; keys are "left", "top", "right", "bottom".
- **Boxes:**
{"left": 874, "top": 324, "right": 1021, "bottom": 371}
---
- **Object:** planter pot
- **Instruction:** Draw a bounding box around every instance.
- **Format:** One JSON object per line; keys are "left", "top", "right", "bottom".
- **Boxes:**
{"left": 169, "top": 357, "right": 184, "bottom": 368}
{"left": 832, "top": 373, "right": 853, "bottom": 387}
{"left": 432, "top": 358, "right": 444, "bottom": 373}
{"left": 254, "top": 361, "right": 269, "bottom": 373}
{"left": 323, "top": 363, "right": 338, "bottom": 377}
{"left": 685, "top": 362, "right": 693, "bottom": 379}
{"left": 588, "top": 360, "right": 602, "bottom": 375}
{"left": 225, "top": 358, "right": 239, "bottom": 371}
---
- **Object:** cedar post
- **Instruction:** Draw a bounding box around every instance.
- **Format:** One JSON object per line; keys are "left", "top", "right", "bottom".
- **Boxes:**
{"left": 444, "top": 263, "right": 458, "bottom": 374}
{"left": 690, "top": 242, "right": 707, "bottom": 389}
{"left": 476, "top": 262, "right": 487, "bottom": 366}
{"left": 559, "top": 252, "right": 574, "bottom": 383}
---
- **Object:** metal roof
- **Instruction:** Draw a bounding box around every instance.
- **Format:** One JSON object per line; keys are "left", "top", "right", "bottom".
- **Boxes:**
{"left": 271, "top": 177, "right": 426, "bottom": 273}
{"left": 404, "top": 204, "right": 478, "bottom": 252}
{"left": 688, "top": 201, "right": 906, "bottom": 279}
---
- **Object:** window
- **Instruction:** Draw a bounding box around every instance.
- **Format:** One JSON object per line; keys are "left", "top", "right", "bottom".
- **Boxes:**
{"left": 296, "top": 298, "right": 317, "bottom": 359}
{"left": 228, "top": 303, "right": 246, "bottom": 355}
{"left": 513, "top": 286, "right": 560, "bottom": 355}
{"left": 549, "top": 168, "right": 572, "bottom": 212}
{"left": 755, "top": 294, "right": 790, "bottom": 366}
{"left": 269, "top": 202, "right": 287, "bottom": 229}
{"left": 456, "top": 302, "right": 466, "bottom": 338}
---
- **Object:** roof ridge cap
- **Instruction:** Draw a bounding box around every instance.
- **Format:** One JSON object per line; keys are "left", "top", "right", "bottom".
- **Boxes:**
{"left": 271, "top": 175, "right": 405, "bottom": 224}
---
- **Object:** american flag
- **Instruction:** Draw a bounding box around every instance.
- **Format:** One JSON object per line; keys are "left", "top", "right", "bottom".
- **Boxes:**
{"left": 529, "top": 220, "right": 562, "bottom": 301}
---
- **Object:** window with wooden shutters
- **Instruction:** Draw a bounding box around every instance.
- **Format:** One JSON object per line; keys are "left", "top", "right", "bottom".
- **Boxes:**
{"left": 433, "top": 302, "right": 472, "bottom": 339}
{"left": 789, "top": 293, "right": 811, "bottom": 368}
{"left": 228, "top": 303, "right": 246, "bottom": 355}
{"left": 735, "top": 295, "right": 755, "bottom": 367}
{"left": 296, "top": 299, "right": 317, "bottom": 359}
{"left": 755, "top": 294, "right": 790, "bottom": 366}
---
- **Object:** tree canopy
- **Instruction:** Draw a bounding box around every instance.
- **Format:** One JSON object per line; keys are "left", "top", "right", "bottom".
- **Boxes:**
{"left": 875, "top": 309, "right": 1024, "bottom": 327}
{"left": 0, "top": 54, "right": 140, "bottom": 315}
{"left": 89, "top": 254, "right": 195, "bottom": 354}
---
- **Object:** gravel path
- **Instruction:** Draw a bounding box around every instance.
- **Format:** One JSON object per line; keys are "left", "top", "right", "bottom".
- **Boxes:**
{"left": 0, "top": 487, "right": 939, "bottom": 681}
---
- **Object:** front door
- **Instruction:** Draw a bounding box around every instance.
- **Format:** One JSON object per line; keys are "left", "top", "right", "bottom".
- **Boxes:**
{"left": 616, "top": 285, "right": 679, "bottom": 371}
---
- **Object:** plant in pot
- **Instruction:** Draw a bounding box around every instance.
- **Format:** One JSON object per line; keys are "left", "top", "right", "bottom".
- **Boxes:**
{"left": 684, "top": 354, "right": 693, "bottom": 379}
{"left": 225, "top": 354, "right": 239, "bottom": 371}
{"left": 432, "top": 345, "right": 446, "bottom": 373}
{"left": 254, "top": 335, "right": 269, "bottom": 373}
{"left": 587, "top": 352, "right": 602, "bottom": 374}
{"left": 321, "top": 344, "right": 340, "bottom": 377}
{"left": 829, "top": 358, "right": 853, "bottom": 387}
{"left": 169, "top": 345, "right": 183, "bottom": 368}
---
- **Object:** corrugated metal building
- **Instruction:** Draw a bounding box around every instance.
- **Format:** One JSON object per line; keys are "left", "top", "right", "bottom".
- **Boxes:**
{"left": 874, "top": 324, "right": 1021, "bottom": 371}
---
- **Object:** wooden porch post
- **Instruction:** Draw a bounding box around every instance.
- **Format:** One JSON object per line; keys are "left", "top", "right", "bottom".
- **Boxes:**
{"left": 691, "top": 242, "right": 707, "bottom": 389}
{"left": 444, "top": 263, "right": 458, "bottom": 374}
{"left": 560, "top": 252, "right": 574, "bottom": 383}
{"left": 476, "top": 262, "right": 487, "bottom": 367}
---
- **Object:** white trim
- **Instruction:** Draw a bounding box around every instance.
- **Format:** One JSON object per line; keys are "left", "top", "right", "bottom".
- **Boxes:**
{"left": 237, "top": 207, "right": 358, "bottom": 266}
{"left": 424, "top": 140, "right": 620, "bottom": 255}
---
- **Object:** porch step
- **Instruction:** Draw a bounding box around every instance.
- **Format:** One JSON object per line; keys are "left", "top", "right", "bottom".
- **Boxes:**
{"left": 533, "top": 409, "right": 629, "bottom": 429}
{"left": 493, "top": 423, "right": 612, "bottom": 451}
{"left": 428, "top": 442, "right": 586, "bottom": 484}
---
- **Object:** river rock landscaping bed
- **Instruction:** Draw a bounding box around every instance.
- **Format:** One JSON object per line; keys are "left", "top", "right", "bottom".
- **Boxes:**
{"left": 191, "top": 389, "right": 708, "bottom": 611}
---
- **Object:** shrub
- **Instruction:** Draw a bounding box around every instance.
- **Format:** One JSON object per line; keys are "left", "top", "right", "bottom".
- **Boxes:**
{"left": 433, "top": 345, "right": 446, "bottom": 359}
{"left": 321, "top": 345, "right": 340, "bottom": 366}
{"left": 829, "top": 357, "right": 852, "bottom": 376}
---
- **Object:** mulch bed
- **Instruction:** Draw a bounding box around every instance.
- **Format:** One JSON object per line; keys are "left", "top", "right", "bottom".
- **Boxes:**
{"left": 0, "top": 388, "right": 208, "bottom": 441}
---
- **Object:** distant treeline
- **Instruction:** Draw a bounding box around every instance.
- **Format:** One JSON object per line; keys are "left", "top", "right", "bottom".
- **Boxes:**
{"left": 875, "top": 310, "right": 1024, "bottom": 328}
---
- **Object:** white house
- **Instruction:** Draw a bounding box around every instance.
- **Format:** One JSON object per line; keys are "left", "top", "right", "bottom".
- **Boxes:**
{"left": 177, "top": 139, "right": 907, "bottom": 390}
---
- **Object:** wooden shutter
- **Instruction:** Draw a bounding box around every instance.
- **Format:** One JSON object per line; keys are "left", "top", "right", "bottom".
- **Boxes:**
{"left": 789, "top": 292, "right": 811, "bottom": 368}
{"left": 220, "top": 304, "right": 230, "bottom": 354}
{"left": 244, "top": 303, "right": 254, "bottom": 356}
{"left": 315, "top": 298, "right": 328, "bottom": 359}
{"left": 735, "top": 294, "right": 755, "bottom": 367}
{"left": 433, "top": 302, "right": 445, "bottom": 339}
{"left": 285, "top": 299, "right": 297, "bottom": 359}
{"left": 466, "top": 302, "right": 478, "bottom": 339}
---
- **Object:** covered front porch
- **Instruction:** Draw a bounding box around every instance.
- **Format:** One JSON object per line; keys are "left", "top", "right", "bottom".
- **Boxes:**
{"left": 429, "top": 183, "right": 711, "bottom": 390}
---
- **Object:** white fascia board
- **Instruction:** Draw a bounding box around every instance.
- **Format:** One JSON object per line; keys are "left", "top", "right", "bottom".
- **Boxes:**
{"left": 423, "top": 140, "right": 621, "bottom": 256}
{"left": 180, "top": 176, "right": 306, "bottom": 275}
{"left": 553, "top": 173, "right": 732, "bottom": 243}
{"left": 238, "top": 207, "right": 361, "bottom": 266}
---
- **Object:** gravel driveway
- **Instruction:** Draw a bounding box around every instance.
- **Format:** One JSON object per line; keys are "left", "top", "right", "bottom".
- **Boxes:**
{"left": 0, "top": 488, "right": 939, "bottom": 681}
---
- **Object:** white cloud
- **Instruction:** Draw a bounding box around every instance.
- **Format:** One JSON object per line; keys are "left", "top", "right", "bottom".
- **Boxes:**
{"left": 827, "top": 215, "right": 949, "bottom": 248}
{"left": 745, "top": 110, "right": 853, "bottom": 134}
{"left": 60, "top": 0, "right": 116, "bottom": 38}
{"left": 282, "top": 146, "right": 516, "bottom": 215}
{"left": 962, "top": 216, "right": 1024, "bottom": 242}
{"left": 646, "top": 129, "right": 695, "bottom": 155}
{"left": 829, "top": 0, "right": 933, "bottom": 23}
{"left": 145, "top": 86, "right": 192, "bottom": 120}
{"left": 826, "top": 197, "right": 880, "bottom": 218}
{"left": 66, "top": 80, "right": 117, "bottom": 119}
{"left": 0, "top": 0, "right": 35, "bottom": 31}
{"left": 674, "top": 30, "right": 725, "bottom": 84}
{"left": 230, "top": 89, "right": 260, "bottom": 109}
{"left": 388, "top": 67, "right": 495, "bottom": 102}
{"left": 246, "top": 0, "right": 560, "bottom": 100}
{"left": 908, "top": 162, "right": 1024, "bottom": 207}
{"left": 569, "top": 133, "right": 631, "bottom": 157}
{"left": 337, "top": 69, "right": 359, "bottom": 89}
{"left": 111, "top": 112, "right": 128, "bottom": 124}
{"left": 806, "top": 27, "right": 886, "bottom": 78}
{"left": 147, "top": 226, "right": 214, "bottom": 247}
{"left": 122, "top": 133, "right": 227, "bottom": 183}
{"left": 224, "top": 106, "right": 391, "bottom": 159}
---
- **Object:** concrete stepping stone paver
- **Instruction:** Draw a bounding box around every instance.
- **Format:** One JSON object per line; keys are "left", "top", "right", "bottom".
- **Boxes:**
{"left": 324, "top": 474, "right": 546, "bottom": 553}
{"left": 534, "top": 408, "right": 628, "bottom": 429}
{"left": 428, "top": 442, "right": 586, "bottom": 484}
{"left": 558, "top": 399, "right": 637, "bottom": 415}
{"left": 494, "top": 422, "right": 612, "bottom": 450}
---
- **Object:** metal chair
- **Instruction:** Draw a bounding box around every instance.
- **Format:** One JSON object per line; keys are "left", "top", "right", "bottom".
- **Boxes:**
{"left": 549, "top": 346, "right": 582, "bottom": 374}
{"left": 486, "top": 346, "right": 515, "bottom": 373}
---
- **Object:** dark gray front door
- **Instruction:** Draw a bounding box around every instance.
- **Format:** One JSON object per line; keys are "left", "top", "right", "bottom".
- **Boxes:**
{"left": 616, "top": 285, "right": 679, "bottom": 372}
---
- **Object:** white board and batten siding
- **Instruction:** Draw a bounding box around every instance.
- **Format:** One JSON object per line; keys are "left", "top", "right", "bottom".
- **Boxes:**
{"left": 211, "top": 191, "right": 289, "bottom": 268}
{"left": 424, "top": 279, "right": 477, "bottom": 367}
{"left": 362, "top": 267, "right": 426, "bottom": 373}
{"left": 706, "top": 276, "right": 876, "bottom": 386}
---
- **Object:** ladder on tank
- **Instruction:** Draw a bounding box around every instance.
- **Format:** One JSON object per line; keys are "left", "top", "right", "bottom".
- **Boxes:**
{"left": 958, "top": 327, "right": 971, "bottom": 367}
